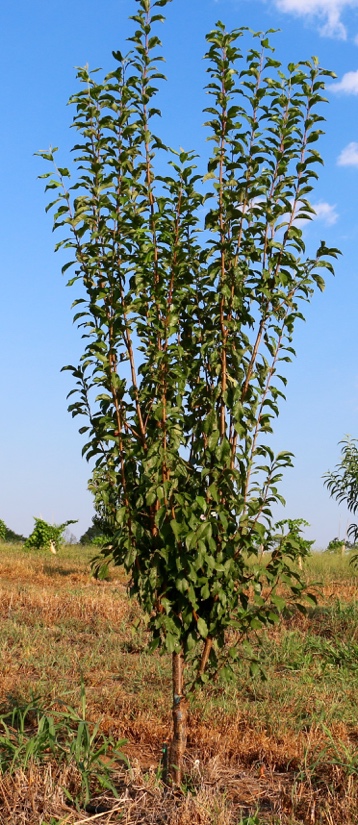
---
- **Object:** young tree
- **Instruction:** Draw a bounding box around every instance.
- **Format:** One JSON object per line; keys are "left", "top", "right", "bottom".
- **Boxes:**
{"left": 275, "top": 518, "right": 314, "bottom": 568}
{"left": 325, "top": 537, "right": 346, "bottom": 554}
{"left": 324, "top": 437, "right": 358, "bottom": 544}
{"left": 25, "top": 518, "right": 78, "bottom": 552}
{"left": 39, "top": 0, "right": 339, "bottom": 783}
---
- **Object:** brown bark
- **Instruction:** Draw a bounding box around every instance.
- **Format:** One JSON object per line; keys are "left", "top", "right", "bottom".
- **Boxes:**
{"left": 197, "top": 636, "right": 213, "bottom": 679}
{"left": 168, "top": 651, "right": 187, "bottom": 786}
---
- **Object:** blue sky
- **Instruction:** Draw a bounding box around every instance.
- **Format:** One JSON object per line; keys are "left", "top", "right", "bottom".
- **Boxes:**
{"left": 1, "top": 0, "right": 358, "bottom": 545}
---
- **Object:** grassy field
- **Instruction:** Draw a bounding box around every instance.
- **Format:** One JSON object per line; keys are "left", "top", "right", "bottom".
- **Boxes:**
{"left": 1, "top": 545, "right": 358, "bottom": 824}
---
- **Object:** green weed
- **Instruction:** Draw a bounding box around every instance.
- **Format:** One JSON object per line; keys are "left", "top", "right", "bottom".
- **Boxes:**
{"left": 0, "top": 680, "right": 127, "bottom": 808}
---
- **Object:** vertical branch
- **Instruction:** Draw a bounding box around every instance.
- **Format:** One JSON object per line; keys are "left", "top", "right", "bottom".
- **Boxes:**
{"left": 219, "top": 51, "right": 228, "bottom": 441}
{"left": 168, "top": 650, "right": 187, "bottom": 785}
{"left": 231, "top": 66, "right": 318, "bottom": 470}
{"left": 137, "top": 3, "right": 167, "bottom": 487}
{"left": 197, "top": 636, "right": 213, "bottom": 680}
{"left": 142, "top": 3, "right": 160, "bottom": 289}
{"left": 243, "top": 314, "right": 288, "bottom": 505}
{"left": 112, "top": 59, "right": 148, "bottom": 446}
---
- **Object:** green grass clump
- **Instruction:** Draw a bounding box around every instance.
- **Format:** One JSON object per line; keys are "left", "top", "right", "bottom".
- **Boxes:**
{"left": 0, "top": 681, "right": 127, "bottom": 809}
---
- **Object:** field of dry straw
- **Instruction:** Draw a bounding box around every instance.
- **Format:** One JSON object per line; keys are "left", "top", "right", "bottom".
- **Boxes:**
{"left": 1, "top": 544, "right": 358, "bottom": 825}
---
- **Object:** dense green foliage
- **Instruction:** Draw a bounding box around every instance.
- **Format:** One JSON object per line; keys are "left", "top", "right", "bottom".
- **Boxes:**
{"left": 326, "top": 537, "right": 357, "bottom": 553}
{"left": 0, "top": 519, "right": 25, "bottom": 544}
{"left": 79, "top": 520, "right": 105, "bottom": 545}
{"left": 25, "top": 517, "right": 77, "bottom": 551}
{"left": 39, "top": 0, "right": 338, "bottom": 685}
{"left": 275, "top": 518, "right": 314, "bottom": 557}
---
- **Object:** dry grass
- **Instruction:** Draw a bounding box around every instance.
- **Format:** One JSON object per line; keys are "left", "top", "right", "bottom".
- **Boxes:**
{"left": 1, "top": 544, "right": 358, "bottom": 824}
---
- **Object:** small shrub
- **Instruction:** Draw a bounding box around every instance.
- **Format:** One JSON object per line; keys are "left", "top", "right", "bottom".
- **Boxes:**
{"left": 275, "top": 519, "right": 314, "bottom": 561}
{"left": 25, "top": 518, "right": 77, "bottom": 552}
{"left": 326, "top": 538, "right": 346, "bottom": 554}
{"left": 79, "top": 516, "right": 112, "bottom": 546}
{"left": 91, "top": 534, "right": 113, "bottom": 548}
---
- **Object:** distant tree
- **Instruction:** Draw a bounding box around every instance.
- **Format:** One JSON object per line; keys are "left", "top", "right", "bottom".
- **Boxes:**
{"left": 79, "top": 467, "right": 117, "bottom": 545}
{"left": 88, "top": 467, "right": 117, "bottom": 538}
{"left": 0, "top": 520, "right": 6, "bottom": 541}
{"left": 39, "top": 0, "right": 338, "bottom": 783}
{"left": 80, "top": 517, "right": 111, "bottom": 545}
{"left": 4, "top": 527, "right": 26, "bottom": 543}
{"left": 63, "top": 528, "right": 78, "bottom": 544}
{"left": 325, "top": 537, "right": 346, "bottom": 554}
{"left": 25, "top": 518, "right": 78, "bottom": 552}
{"left": 0, "top": 519, "right": 25, "bottom": 544}
{"left": 275, "top": 518, "right": 314, "bottom": 567}
{"left": 80, "top": 521, "right": 100, "bottom": 545}
{"left": 324, "top": 438, "right": 358, "bottom": 544}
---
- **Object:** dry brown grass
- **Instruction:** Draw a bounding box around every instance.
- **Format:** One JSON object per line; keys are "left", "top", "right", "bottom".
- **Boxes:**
{"left": 2, "top": 757, "right": 358, "bottom": 825}
{"left": 1, "top": 545, "right": 358, "bottom": 824}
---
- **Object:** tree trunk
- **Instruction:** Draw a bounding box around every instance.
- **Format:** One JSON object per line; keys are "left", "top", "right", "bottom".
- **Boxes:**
{"left": 168, "top": 650, "right": 187, "bottom": 786}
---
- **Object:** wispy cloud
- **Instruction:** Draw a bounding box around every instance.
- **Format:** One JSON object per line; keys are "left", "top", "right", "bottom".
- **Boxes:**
{"left": 337, "top": 141, "right": 358, "bottom": 165}
{"left": 273, "top": 0, "right": 358, "bottom": 40}
{"left": 292, "top": 200, "right": 339, "bottom": 227}
{"left": 330, "top": 69, "right": 358, "bottom": 93}
{"left": 236, "top": 198, "right": 339, "bottom": 227}
{"left": 311, "top": 201, "right": 339, "bottom": 225}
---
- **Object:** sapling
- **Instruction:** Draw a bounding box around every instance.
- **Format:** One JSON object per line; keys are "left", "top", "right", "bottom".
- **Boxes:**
{"left": 25, "top": 518, "right": 78, "bottom": 552}
{"left": 39, "top": 0, "right": 339, "bottom": 783}
{"left": 275, "top": 518, "right": 314, "bottom": 569}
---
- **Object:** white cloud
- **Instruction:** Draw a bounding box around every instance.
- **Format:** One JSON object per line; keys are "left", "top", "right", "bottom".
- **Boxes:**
{"left": 237, "top": 198, "right": 339, "bottom": 227}
{"left": 337, "top": 141, "right": 358, "bottom": 165}
{"left": 291, "top": 200, "right": 339, "bottom": 227}
{"left": 274, "top": 0, "right": 358, "bottom": 40}
{"left": 330, "top": 69, "right": 358, "bottom": 93}
{"left": 311, "top": 201, "right": 339, "bottom": 225}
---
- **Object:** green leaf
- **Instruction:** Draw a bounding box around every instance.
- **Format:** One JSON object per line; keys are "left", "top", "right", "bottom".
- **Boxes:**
{"left": 197, "top": 617, "right": 209, "bottom": 638}
{"left": 250, "top": 617, "right": 263, "bottom": 630}
{"left": 170, "top": 519, "right": 182, "bottom": 541}
{"left": 271, "top": 595, "right": 286, "bottom": 611}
